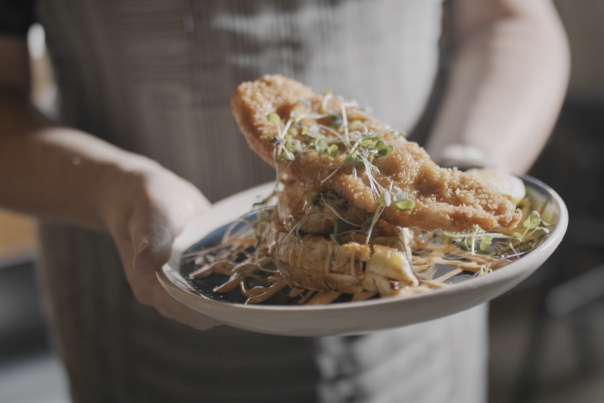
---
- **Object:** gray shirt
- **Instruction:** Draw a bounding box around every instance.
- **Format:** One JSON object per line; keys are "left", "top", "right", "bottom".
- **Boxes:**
{"left": 25, "top": 0, "right": 486, "bottom": 401}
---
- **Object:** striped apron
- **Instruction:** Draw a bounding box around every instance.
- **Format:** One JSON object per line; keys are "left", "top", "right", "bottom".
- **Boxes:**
{"left": 35, "top": 1, "right": 487, "bottom": 402}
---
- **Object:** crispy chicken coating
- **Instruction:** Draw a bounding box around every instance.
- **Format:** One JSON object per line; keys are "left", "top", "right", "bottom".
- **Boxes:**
{"left": 232, "top": 75, "right": 521, "bottom": 232}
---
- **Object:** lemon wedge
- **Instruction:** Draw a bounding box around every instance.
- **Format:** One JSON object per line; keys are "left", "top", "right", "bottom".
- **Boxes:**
{"left": 466, "top": 168, "right": 526, "bottom": 206}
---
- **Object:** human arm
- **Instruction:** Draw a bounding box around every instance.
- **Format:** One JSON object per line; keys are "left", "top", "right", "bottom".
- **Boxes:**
{"left": 0, "top": 36, "right": 219, "bottom": 330}
{"left": 426, "top": 0, "right": 570, "bottom": 174}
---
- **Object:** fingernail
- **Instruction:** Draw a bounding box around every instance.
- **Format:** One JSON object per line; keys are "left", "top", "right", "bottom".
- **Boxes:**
{"left": 137, "top": 241, "right": 149, "bottom": 254}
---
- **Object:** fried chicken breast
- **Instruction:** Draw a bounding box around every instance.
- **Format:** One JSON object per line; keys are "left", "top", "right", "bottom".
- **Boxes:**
{"left": 232, "top": 75, "right": 521, "bottom": 232}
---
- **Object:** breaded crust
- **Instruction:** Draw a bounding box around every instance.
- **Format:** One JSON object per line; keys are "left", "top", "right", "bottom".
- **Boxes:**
{"left": 232, "top": 75, "right": 521, "bottom": 232}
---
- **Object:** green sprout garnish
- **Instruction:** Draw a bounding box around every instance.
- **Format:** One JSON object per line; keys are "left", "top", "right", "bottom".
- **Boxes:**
{"left": 267, "top": 112, "right": 281, "bottom": 126}
{"left": 375, "top": 141, "right": 393, "bottom": 156}
{"left": 327, "top": 144, "right": 339, "bottom": 160}
{"left": 391, "top": 188, "right": 414, "bottom": 211}
{"left": 343, "top": 153, "right": 356, "bottom": 166}
{"left": 479, "top": 236, "right": 492, "bottom": 251}
{"left": 306, "top": 192, "right": 317, "bottom": 207}
{"left": 266, "top": 94, "right": 418, "bottom": 244}
{"left": 379, "top": 190, "right": 392, "bottom": 207}
{"left": 523, "top": 211, "right": 542, "bottom": 230}
{"left": 521, "top": 210, "right": 551, "bottom": 239}
{"left": 354, "top": 160, "right": 365, "bottom": 170}
{"left": 441, "top": 209, "right": 550, "bottom": 257}
{"left": 394, "top": 200, "right": 415, "bottom": 211}
{"left": 477, "top": 263, "right": 492, "bottom": 277}
{"left": 329, "top": 114, "right": 343, "bottom": 130}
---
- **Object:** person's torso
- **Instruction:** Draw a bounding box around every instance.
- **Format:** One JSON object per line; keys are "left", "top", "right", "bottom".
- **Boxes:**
{"left": 37, "top": 0, "right": 443, "bottom": 201}
{"left": 32, "top": 3, "right": 488, "bottom": 403}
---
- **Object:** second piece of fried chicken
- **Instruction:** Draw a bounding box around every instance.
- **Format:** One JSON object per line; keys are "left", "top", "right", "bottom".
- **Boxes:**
{"left": 232, "top": 75, "right": 521, "bottom": 232}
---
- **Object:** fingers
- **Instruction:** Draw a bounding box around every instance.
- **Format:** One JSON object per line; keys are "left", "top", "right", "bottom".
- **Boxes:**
{"left": 129, "top": 174, "right": 210, "bottom": 274}
{"left": 115, "top": 226, "right": 222, "bottom": 331}
{"left": 131, "top": 212, "right": 174, "bottom": 274}
{"left": 107, "top": 169, "right": 219, "bottom": 331}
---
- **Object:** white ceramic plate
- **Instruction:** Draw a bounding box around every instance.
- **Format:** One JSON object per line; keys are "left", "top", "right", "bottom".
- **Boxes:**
{"left": 158, "top": 177, "right": 568, "bottom": 337}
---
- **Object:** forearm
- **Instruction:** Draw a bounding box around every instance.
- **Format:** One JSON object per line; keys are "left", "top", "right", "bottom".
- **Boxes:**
{"left": 0, "top": 89, "right": 160, "bottom": 230}
{"left": 426, "top": 0, "right": 570, "bottom": 174}
{"left": 0, "top": 37, "right": 218, "bottom": 330}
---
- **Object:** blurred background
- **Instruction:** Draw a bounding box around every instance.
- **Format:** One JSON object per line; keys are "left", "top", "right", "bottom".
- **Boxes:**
{"left": 1, "top": 1, "right": 603, "bottom": 402}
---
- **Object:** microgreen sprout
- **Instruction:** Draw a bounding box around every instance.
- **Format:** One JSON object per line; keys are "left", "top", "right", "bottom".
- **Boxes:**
{"left": 364, "top": 210, "right": 382, "bottom": 244}
{"left": 306, "top": 193, "right": 362, "bottom": 228}
{"left": 441, "top": 209, "right": 550, "bottom": 259}
{"left": 322, "top": 91, "right": 332, "bottom": 111}
{"left": 394, "top": 200, "right": 415, "bottom": 210}
{"left": 379, "top": 189, "right": 392, "bottom": 207}
{"left": 267, "top": 112, "right": 281, "bottom": 127}
{"left": 266, "top": 93, "right": 421, "bottom": 244}
{"left": 479, "top": 235, "right": 492, "bottom": 252}
{"left": 306, "top": 192, "right": 317, "bottom": 208}
{"left": 391, "top": 187, "right": 415, "bottom": 211}
{"left": 477, "top": 263, "right": 492, "bottom": 277}
{"left": 329, "top": 114, "right": 343, "bottom": 130}
{"left": 327, "top": 144, "right": 339, "bottom": 160}
{"left": 523, "top": 211, "right": 542, "bottom": 230}
{"left": 521, "top": 210, "right": 551, "bottom": 238}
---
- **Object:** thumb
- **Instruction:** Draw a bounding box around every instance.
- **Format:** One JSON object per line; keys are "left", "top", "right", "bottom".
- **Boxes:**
{"left": 131, "top": 213, "right": 175, "bottom": 274}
